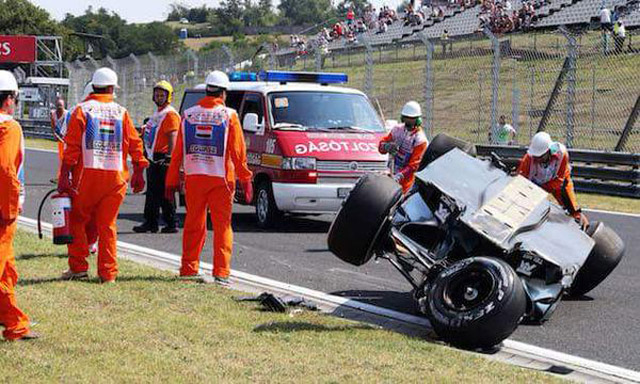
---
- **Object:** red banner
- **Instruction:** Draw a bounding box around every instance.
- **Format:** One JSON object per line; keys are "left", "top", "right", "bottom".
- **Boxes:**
{"left": 0, "top": 35, "right": 37, "bottom": 63}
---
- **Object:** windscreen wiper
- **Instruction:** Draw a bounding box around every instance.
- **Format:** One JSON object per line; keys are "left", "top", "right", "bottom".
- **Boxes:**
{"left": 327, "top": 125, "right": 375, "bottom": 133}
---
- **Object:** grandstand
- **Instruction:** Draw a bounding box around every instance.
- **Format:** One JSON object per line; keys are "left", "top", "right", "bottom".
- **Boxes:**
{"left": 277, "top": 0, "right": 638, "bottom": 57}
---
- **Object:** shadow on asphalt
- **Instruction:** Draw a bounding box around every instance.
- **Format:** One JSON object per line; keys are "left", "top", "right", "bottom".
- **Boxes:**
{"left": 117, "top": 211, "right": 331, "bottom": 234}
{"left": 231, "top": 212, "right": 331, "bottom": 234}
{"left": 330, "top": 289, "right": 420, "bottom": 316}
{"left": 253, "top": 321, "right": 376, "bottom": 333}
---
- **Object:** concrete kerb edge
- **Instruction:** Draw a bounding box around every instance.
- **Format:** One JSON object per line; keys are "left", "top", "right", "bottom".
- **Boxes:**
{"left": 16, "top": 216, "right": 640, "bottom": 383}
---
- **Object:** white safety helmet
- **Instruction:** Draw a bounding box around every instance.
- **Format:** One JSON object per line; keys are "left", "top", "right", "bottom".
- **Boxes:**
{"left": 91, "top": 67, "right": 119, "bottom": 88}
{"left": 81, "top": 81, "right": 93, "bottom": 100}
{"left": 0, "top": 70, "right": 19, "bottom": 92}
{"left": 401, "top": 101, "right": 422, "bottom": 118}
{"left": 205, "top": 70, "right": 230, "bottom": 90}
{"left": 528, "top": 131, "right": 553, "bottom": 157}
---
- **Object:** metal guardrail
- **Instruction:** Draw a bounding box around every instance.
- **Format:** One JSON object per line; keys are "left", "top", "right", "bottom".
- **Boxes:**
{"left": 19, "top": 119, "right": 55, "bottom": 140}
{"left": 476, "top": 145, "right": 640, "bottom": 198}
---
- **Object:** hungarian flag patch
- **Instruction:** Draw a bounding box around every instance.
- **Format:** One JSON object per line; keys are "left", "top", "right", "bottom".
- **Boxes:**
{"left": 195, "top": 125, "right": 213, "bottom": 139}
{"left": 100, "top": 119, "right": 116, "bottom": 135}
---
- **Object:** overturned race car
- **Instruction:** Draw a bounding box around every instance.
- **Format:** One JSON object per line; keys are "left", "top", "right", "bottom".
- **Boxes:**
{"left": 327, "top": 134, "right": 625, "bottom": 349}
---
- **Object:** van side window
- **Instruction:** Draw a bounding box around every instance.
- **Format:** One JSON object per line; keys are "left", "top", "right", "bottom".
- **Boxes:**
{"left": 240, "top": 93, "right": 265, "bottom": 126}
{"left": 226, "top": 91, "right": 245, "bottom": 111}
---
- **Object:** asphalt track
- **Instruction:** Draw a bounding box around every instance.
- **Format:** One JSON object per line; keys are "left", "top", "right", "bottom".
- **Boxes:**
{"left": 21, "top": 148, "right": 640, "bottom": 370}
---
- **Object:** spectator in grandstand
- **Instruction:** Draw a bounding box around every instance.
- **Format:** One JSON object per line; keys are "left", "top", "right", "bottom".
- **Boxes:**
{"left": 614, "top": 20, "right": 626, "bottom": 53}
{"left": 600, "top": 6, "right": 612, "bottom": 31}
{"left": 377, "top": 20, "right": 388, "bottom": 33}
{"left": 356, "top": 19, "right": 368, "bottom": 33}
{"left": 332, "top": 22, "right": 344, "bottom": 39}
{"left": 347, "top": 7, "right": 355, "bottom": 26}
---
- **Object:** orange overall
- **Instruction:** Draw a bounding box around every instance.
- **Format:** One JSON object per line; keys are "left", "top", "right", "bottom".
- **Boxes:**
{"left": 0, "top": 113, "right": 30, "bottom": 340}
{"left": 62, "top": 94, "right": 148, "bottom": 281}
{"left": 517, "top": 142, "right": 580, "bottom": 219}
{"left": 166, "top": 96, "right": 252, "bottom": 278}
{"left": 379, "top": 124, "right": 428, "bottom": 193}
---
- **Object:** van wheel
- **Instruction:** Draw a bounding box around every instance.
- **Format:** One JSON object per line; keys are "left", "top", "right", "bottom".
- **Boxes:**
{"left": 256, "top": 182, "right": 282, "bottom": 229}
{"left": 425, "top": 257, "right": 526, "bottom": 349}
{"left": 568, "top": 221, "right": 625, "bottom": 297}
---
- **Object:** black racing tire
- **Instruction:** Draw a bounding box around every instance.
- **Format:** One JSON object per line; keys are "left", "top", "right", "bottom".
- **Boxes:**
{"left": 568, "top": 221, "right": 625, "bottom": 297}
{"left": 418, "top": 133, "right": 477, "bottom": 171}
{"left": 425, "top": 257, "right": 526, "bottom": 349}
{"left": 327, "top": 174, "right": 403, "bottom": 266}
{"left": 255, "top": 181, "right": 283, "bottom": 229}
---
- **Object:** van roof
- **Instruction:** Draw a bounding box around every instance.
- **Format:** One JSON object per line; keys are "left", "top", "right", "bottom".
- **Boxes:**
{"left": 188, "top": 81, "right": 366, "bottom": 97}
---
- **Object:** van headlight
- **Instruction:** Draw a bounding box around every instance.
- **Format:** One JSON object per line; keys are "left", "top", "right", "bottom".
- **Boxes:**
{"left": 282, "top": 157, "right": 316, "bottom": 170}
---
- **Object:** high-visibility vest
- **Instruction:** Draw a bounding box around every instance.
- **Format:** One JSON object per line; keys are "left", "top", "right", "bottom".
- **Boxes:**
{"left": 0, "top": 113, "right": 25, "bottom": 205}
{"left": 389, "top": 124, "right": 428, "bottom": 171}
{"left": 79, "top": 99, "right": 126, "bottom": 171}
{"left": 52, "top": 109, "right": 69, "bottom": 137}
{"left": 143, "top": 105, "right": 178, "bottom": 154}
{"left": 181, "top": 104, "right": 234, "bottom": 178}
{"left": 527, "top": 142, "right": 567, "bottom": 186}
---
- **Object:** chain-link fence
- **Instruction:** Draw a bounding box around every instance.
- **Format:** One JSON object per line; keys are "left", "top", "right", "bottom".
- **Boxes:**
{"left": 281, "top": 28, "right": 640, "bottom": 153}
{"left": 65, "top": 45, "right": 261, "bottom": 127}
{"left": 65, "top": 31, "right": 640, "bottom": 153}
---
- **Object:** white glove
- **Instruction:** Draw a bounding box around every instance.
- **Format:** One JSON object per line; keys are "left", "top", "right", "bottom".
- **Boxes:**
{"left": 393, "top": 173, "right": 404, "bottom": 183}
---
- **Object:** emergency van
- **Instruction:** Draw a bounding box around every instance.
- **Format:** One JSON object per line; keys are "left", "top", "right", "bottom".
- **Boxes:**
{"left": 179, "top": 70, "right": 389, "bottom": 228}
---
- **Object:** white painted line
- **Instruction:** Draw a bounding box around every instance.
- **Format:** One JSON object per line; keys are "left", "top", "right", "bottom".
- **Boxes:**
{"left": 585, "top": 208, "right": 640, "bottom": 219}
{"left": 17, "top": 215, "right": 640, "bottom": 382}
{"left": 502, "top": 340, "right": 640, "bottom": 383}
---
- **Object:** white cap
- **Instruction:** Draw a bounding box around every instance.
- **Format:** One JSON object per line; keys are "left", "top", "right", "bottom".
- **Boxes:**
{"left": 401, "top": 101, "right": 422, "bottom": 118}
{"left": 82, "top": 81, "right": 93, "bottom": 100}
{"left": 92, "top": 67, "right": 119, "bottom": 88}
{"left": 205, "top": 70, "right": 230, "bottom": 90}
{"left": 0, "top": 70, "right": 19, "bottom": 92}
{"left": 528, "top": 131, "right": 553, "bottom": 157}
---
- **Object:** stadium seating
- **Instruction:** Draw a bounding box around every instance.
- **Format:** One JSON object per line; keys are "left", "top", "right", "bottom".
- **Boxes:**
{"left": 536, "top": 0, "right": 628, "bottom": 27}
{"left": 276, "top": 0, "right": 637, "bottom": 59}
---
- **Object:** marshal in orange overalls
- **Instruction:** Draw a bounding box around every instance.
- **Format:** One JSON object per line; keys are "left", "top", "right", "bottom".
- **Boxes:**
{"left": 61, "top": 93, "right": 148, "bottom": 282}
{"left": 517, "top": 142, "right": 581, "bottom": 219}
{"left": 379, "top": 124, "right": 428, "bottom": 193}
{"left": 0, "top": 112, "right": 31, "bottom": 340}
{"left": 166, "top": 96, "right": 252, "bottom": 279}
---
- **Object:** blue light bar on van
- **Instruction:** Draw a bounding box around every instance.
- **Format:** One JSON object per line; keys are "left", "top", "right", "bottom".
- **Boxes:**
{"left": 229, "top": 72, "right": 258, "bottom": 82}
{"left": 258, "top": 70, "right": 348, "bottom": 84}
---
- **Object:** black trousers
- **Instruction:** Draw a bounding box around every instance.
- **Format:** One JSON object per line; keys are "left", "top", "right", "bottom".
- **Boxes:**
{"left": 143, "top": 153, "right": 176, "bottom": 228}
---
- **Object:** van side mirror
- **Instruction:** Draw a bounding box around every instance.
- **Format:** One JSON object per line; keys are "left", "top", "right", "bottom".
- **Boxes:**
{"left": 243, "top": 113, "right": 262, "bottom": 133}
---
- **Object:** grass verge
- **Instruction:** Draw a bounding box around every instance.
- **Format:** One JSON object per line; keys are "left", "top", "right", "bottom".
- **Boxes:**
{"left": 578, "top": 193, "right": 640, "bottom": 215}
{"left": 1, "top": 229, "right": 557, "bottom": 383}
{"left": 25, "top": 138, "right": 58, "bottom": 151}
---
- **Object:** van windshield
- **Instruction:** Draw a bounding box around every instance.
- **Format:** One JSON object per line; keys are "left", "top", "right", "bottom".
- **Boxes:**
{"left": 269, "top": 91, "right": 385, "bottom": 132}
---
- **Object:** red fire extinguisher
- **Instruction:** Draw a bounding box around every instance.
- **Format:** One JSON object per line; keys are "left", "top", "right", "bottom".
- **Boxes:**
{"left": 38, "top": 188, "right": 73, "bottom": 245}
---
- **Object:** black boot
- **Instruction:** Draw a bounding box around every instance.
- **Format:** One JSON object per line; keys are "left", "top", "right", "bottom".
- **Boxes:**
{"left": 132, "top": 222, "right": 159, "bottom": 233}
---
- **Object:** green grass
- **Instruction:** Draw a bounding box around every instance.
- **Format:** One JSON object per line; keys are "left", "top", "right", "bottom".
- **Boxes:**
{"left": 578, "top": 193, "right": 640, "bottom": 214}
{"left": 1, "top": 230, "right": 559, "bottom": 383}
{"left": 25, "top": 138, "right": 58, "bottom": 151}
